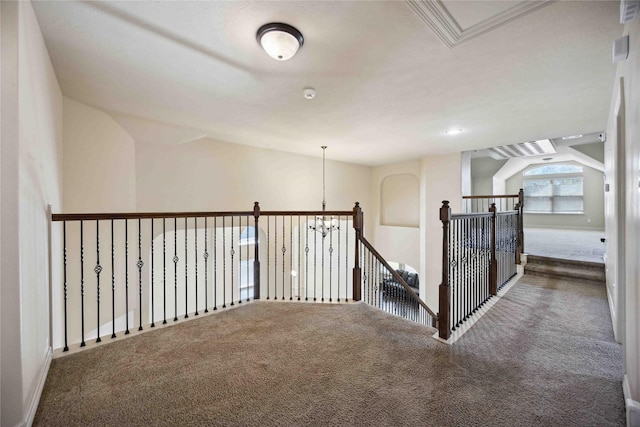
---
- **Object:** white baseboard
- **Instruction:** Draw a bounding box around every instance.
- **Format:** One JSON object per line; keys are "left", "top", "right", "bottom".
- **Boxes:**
{"left": 625, "top": 375, "right": 640, "bottom": 427}
{"left": 20, "top": 346, "right": 52, "bottom": 427}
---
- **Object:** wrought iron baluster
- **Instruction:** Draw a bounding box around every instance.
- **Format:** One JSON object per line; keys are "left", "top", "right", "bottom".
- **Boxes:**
{"left": 337, "top": 217, "right": 341, "bottom": 302}
{"left": 151, "top": 219, "right": 155, "bottom": 327}
{"left": 466, "top": 218, "right": 470, "bottom": 320}
{"left": 305, "top": 216, "right": 309, "bottom": 301}
{"left": 185, "top": 217, "right": 189, "bottom": 318}
{"left": 274, "top": 216, "right": 277, "bottom": 300}
{"left": 138, "top": 218, "right": 143, "bottom": 331}
{"left": 370, "top": 251, "right": 375, "bottom": 308}
{"left": 223, "top": 216, "right": 227, "bottom": 308}
{"left": 163, "top": 218, "right": 167, "bottom": 324}
{"left": 290, "top": 215, "right": 293, "bottom": 301}
{"left": 321, "top": 218, "right": 325, "bottom": 302}
{"left": 246, "top": 215, "right": 251, "bottom": 302}
{"left": 80, "top": 220, "right": 86, "bottom": 346}
{"left": 204, "top": 217, "right": 209, "bottom": 312}
{"left": 173, "top": 218, "right": 178, "bottom": 322}
{"left": 477, "top": 218, "right": 481, "bottom": 309}
{"left": 214, "top": 217, "right": 218, "bottom": 310}
{"left": 239, "top": 216, "right": 242, "bottom": 304}
{"left": 195, "top": 217, "right": 199, "bottom": 315}
{"left": 461, "top": 219, "right": 466, "bottom": 322}
{"left": 231, "top": 216, "right": 235, "bottom": 306}
{"left": 282, "top": 216, "right": 285, "bottom": 301}
{"left": 267, "top": 216, "right": 270, "bottom": 300}
{"left": 125, "top": 220, "right": 130, "bottom": 335}
{"left": 244, "top": 216, "right": 249, "bottom": 302}
{"left": 313, "top": 216, "right": 317, "bottom": 301}
{"left": 485, "top": 216, "right": 490, "bottom": 303}
{"left": 95, "top": 220, "right": 102, "bottom": 343}
{"left": 345, "top": 217, "right": 348, "bottom": 302}
{"left": 63, "top": 222, "right": 69, "bottom": 351}
{"left": 451, "top": 219, "right": 457, "bottom": 330}
{"left": 297, "top": 216, "right": 301, "bottom": 301}
{"left": 111, "top": 220, "right": 117, "bottom": 337}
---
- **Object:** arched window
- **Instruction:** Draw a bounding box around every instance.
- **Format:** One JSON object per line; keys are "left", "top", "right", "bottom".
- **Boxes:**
{"left": 523, "top": 163, "right": 584, "bottom": 213}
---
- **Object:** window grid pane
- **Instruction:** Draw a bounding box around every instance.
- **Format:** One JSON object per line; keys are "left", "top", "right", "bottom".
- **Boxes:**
{"left": 523, "top": 165, "right": 584, "bottom": 214}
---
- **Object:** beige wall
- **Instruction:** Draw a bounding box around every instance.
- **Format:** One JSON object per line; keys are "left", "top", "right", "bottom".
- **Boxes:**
{"left": 505, "top": 162, "right": 605, "bottom": 230}
{"left": 370, "top": 161, "right": 421, "bottom": 280}
{"left": 135, "top": 138, "right": 370, "bottom": 217}
{"left": 421, "top": 153, "right": 462, "bottom": 309}
{"left": 63, "top": 97, "right": 136, "bottom": 213}
{"left": 605, "top": 16, "right": 640, "bottom": 424}
{"left": 1, "top": 1, "right": 63, "bottom": 425}
{"left": 380, "top": 174, "right": 420, "bottom": 227}
{"left": 470, "top": 157, "right": 507, "bottom": 196}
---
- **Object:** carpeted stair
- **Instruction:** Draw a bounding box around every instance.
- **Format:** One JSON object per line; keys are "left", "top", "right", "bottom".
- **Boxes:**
{"left": 524, "top": 254, "right": 605, "bottom": 283}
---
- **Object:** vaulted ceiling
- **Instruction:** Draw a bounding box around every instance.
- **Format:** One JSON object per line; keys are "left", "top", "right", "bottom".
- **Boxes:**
{"left": 32, "top": 1, "right": 622, "bottom": 166}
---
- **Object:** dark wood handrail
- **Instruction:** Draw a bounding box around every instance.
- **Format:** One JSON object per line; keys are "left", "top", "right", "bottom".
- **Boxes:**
{"left": 259, "top": 210, "right": 352, "bottom": 217}
{"left": 451, "top": 212, "right": 493, "bottom": 220}
{"left": 358, "top": 235, "right": 438, "bottom": 320}
{"left": 52, "top": 209, "right": 353, "bottom": 222}
{"left": 496, "top": 210, "right": 519, "bottom": 216}
{"left": 462, "top": 194, "right": 519, "bottom": 200}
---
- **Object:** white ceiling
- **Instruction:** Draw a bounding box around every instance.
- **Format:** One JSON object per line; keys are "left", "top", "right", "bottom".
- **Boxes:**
{"left": 32, "top": 1, "right": 622, "bottom": 166}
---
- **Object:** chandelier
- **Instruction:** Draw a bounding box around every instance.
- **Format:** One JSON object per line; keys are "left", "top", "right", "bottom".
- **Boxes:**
{"left": 309, "top": 146, "right": 340, "bottom": 238}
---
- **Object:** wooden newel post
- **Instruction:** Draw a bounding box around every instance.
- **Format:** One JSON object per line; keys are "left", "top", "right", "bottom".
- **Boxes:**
{"left": 489, "top": 203, "right": 498, "bottom": 296}
{"left": 438, "top": 201, "right": 451, "bottom": 340}
{"left": 517, "top": 188, "right": 524, "bottom": 260}
{"left": 253, "top": 202, "right": 261, "bottom": 300}
{"left": 352, "top": 202, "right": 363, "bottom": 302}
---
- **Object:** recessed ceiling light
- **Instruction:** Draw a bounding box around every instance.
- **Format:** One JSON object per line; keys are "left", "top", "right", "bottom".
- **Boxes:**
{"left": 561, "top": 134, "right": 583, "bottom": 140}
{"left": 445, "top": 128, "right": 463, "bottom": 136}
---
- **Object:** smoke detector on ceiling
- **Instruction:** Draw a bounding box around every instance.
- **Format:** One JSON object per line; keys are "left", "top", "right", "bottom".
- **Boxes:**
{"left": 303, "top": 88, "right": 316, "bottom": 99}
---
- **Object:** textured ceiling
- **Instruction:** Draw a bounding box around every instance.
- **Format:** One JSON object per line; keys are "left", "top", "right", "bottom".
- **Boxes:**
{"left": 32, "top": 1, "right": 622, "bottom": 166}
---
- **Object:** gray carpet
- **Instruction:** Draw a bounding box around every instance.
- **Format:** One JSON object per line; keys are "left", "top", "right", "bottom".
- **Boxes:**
{"left": 524, "top": 227, "right": 605, "bottom": 263}
{"left": 35, "top": 275, "right": 624, "bottom": 426}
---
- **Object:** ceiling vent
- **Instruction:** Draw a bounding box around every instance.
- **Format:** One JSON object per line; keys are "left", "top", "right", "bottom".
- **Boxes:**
{"left": 621, "top": 0, "right": 640, "bottom": 23}
{"left": 488, "top": 139, "right": 557, "bottom": 160}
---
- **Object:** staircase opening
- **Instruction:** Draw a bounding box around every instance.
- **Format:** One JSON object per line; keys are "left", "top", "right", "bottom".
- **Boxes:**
{"left": 467, "top": 132, "right": 606, "bottom": 267}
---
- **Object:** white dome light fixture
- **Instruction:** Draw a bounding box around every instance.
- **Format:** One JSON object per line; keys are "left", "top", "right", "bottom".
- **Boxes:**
{"left": 256, "top": 23, "right": 304, "bottom": 61}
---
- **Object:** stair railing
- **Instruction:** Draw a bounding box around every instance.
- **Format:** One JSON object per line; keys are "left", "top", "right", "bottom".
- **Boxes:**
{"left": 462, "top": 189, "right": 523, "bottom": 214}
{"left": 358, "top": 236, "right": 438, "bottom": 327}
{"left": 438, "top": 199, "right": 521, "bottom": 340}
{"left": 51, "top": 202, "right": 438, "bottom": 353}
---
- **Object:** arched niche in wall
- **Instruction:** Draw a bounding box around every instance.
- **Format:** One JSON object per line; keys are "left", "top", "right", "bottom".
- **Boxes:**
{"left": 380, "top": 174, "right": 419, "bottom": 227}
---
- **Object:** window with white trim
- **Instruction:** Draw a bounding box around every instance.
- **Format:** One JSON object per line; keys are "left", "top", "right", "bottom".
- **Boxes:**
{"left": 523, "top": 164, "right": 584, "bottom": 214}
{"left": 238, "top": 227, "right": 255, "bottom": 299}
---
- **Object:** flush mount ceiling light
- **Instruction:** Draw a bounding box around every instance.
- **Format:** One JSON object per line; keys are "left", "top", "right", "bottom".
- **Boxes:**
{"left": 445, "top": 128, "right": 463, "bottom": 136}
{"left": 256, "top": 23, "right": 304, "bottom": 61}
